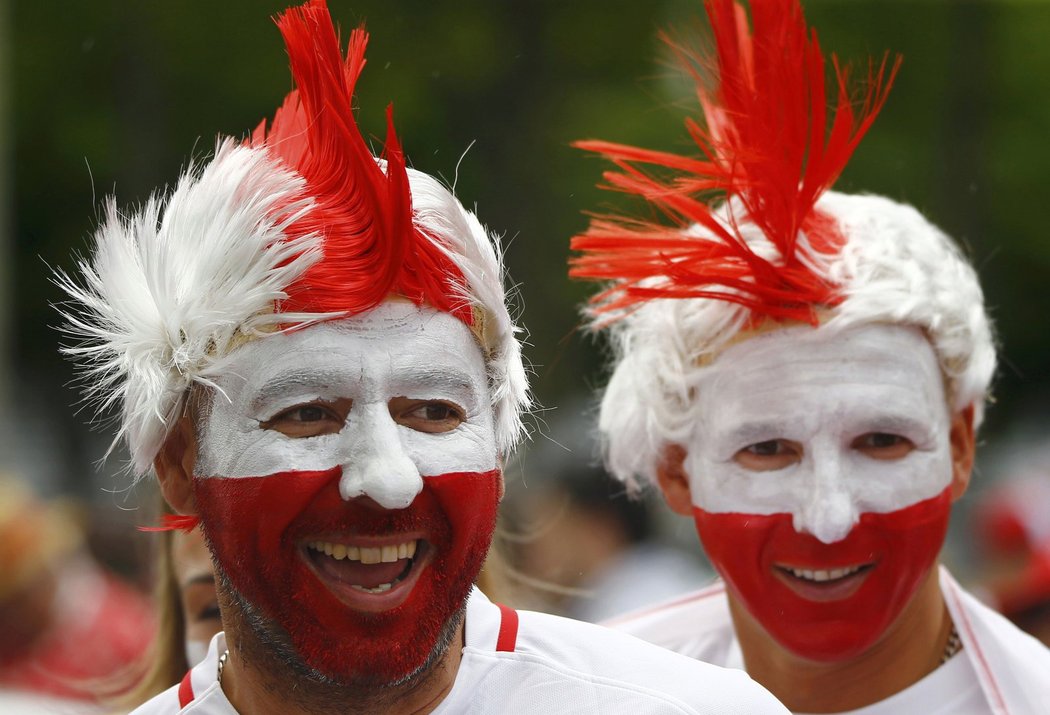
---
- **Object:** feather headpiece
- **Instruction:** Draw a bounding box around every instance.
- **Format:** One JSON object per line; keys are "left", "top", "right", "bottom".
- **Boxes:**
{"left": 55, "top": 0, "right": 528, "bottom": 477}
{"left": 571, "top": 0, "right": 995, "bottom": 492}
{"left": 570, "top": 0, "right": 899, "bottom": 324}
{"left": 251, "top": 0, "right": 472, "bottom": 324}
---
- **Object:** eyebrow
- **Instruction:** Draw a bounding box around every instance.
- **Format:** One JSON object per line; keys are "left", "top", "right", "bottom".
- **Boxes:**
{"left": 181, "top": 573, "right": 216, "bottom": 589}
{"left": 722, "top": 413, "right": 932, "bottom": 446}
{"left": 389, "top": 365, "right": 477, "bottom": 395}
{"left": 723, "top": 422, "right": 790, "bottom": 446}
{"left": 248, "top": 365, "right": 480, "bottom": 412}
{"left": 852, "top": 414, "right": 932, "bottom": 436}
{"left": 248, "top": 369, "right": 347, "bottom": 410}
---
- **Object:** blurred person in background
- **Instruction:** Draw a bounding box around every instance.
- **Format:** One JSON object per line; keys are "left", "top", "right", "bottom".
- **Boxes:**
{"left": 973, "top": 471, "right": 1050, "bottom": 646}
{"left": 570, "top": 0, "right": 1050, "bottom": 712}
{"left": 120, "top": 498, "right": 221, "bottom": 709}
{"left": 54, "top": 1, "right": 788, "bottom": 713}
{"left": 0, "top": 475, "right": 152, "bottom": 710}
{"left": 509, "top": 407, "right": 710, "bottom": 622}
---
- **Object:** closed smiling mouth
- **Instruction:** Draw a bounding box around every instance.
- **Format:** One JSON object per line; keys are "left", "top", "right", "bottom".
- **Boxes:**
{"left": 301, "top": 534, "right": 432, "bottom": 612}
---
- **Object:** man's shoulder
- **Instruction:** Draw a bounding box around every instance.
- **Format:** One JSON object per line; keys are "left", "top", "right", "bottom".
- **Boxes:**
{"left": 941, "top": 568, "right": 1050, "bottom": 710}
{"left": 599, "top": 581, "right": 738, "bottom": 664}
{"left": 489, "top": 606, "right": 786, "bottom": 713}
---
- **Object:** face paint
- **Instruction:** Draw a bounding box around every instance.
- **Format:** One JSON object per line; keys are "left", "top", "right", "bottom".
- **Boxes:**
{"left": 198, "top": 302, "right": 498, "bottom": 506}
{"left": 196, "top": 468, "right": 498, "bottom": 684}
{"left": 193, "top": 302, "right": 501, "bottom": 684}
{"left": 683, "top": 324, "right": 953, "bottom": 661}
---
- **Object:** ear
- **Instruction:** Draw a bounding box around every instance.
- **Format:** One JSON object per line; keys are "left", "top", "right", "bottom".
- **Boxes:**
{"left": 948, "top": 403, "right": 977, "bottom": 502}
{"left": 154, "top": 414, "right": 199, "bottom": 516}
{"left": 655, "top": 444, "right": 695, "bottom": 517}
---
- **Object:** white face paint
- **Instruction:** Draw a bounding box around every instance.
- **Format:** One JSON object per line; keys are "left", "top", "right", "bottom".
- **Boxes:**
{"left": 196, "top": 302, "right": 497, "bottom": 510}
{"left": 684, "top": 323, "right": 952, "bottom": 543}
{"left": 184, "top": 639, "right": 210, "bottom": 667}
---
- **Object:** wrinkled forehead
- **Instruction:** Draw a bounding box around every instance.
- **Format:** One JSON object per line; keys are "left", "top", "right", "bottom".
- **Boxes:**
{"left": 211, "top": 301, "right": 490, "bottom": 401}
{"left": 696, "top": 323, "right": 947, "bottom": 423}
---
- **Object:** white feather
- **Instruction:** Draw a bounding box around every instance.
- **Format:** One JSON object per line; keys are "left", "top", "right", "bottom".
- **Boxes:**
{"left": 55, "top": 140, "right": 332, "bottom": 477}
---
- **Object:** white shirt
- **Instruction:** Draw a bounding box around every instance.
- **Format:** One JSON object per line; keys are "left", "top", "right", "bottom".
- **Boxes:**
{"left": 607, "top": 567, "right": 1050, "bottom": 715}
{"left": 795, "top": 653, "right": 983, "bottom": 715}
{"left": 132, "top": 589, "right": 788, "bottom": 714}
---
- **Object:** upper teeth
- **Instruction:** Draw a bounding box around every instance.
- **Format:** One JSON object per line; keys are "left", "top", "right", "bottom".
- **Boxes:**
{"left": 788, "top": 565, "right": 864, "bottom": 582}
{"left": 308, "top": 539, "right": 418, "bottom": 563}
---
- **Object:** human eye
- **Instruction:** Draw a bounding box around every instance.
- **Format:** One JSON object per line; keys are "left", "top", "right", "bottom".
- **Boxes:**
{"left": 851, "top": 432, "right": 914, "bottom": 460}
{"left": 181, "top": 582, "right": 222, "bottom": 626}
{"left": 195, "top": 602, "right": 222, "bottom": 624}
{"left": 260, "top": 399, "right": 350, "bottom": 438}
{"left": 390, "top": 397, "right": 465, "bottom": 434}
{"left": 732, "top": 439, "right": 801, "bottom": 471}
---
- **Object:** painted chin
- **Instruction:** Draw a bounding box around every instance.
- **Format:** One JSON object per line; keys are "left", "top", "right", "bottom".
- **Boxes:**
{"left": 300, "top": 535, "right": 434, "bottom": 613}
{"left": 771, "top": 561, "right": 876, "bottom": 603}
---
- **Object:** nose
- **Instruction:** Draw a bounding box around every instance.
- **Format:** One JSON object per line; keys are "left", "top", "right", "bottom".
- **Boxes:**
{"left": 337, "top": 402, "right": 423, "bottom": 510}
{"left": 793, "top": 445, "right": 859, "bottom": 544}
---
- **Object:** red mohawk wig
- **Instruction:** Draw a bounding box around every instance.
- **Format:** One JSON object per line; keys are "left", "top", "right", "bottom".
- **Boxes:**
{"left": 250, "top": 0, "right": 472, "bottom": 325}
{"left": 570, "top": 0, "right": 899, "bottom": 324}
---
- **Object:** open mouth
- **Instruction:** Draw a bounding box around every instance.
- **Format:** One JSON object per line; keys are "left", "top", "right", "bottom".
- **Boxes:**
{"left": 773, "top": 561, "right": 875, "bottom": 601}
{"left": 779, "top": 564, "right": 873, "bottom": 583}
{"left": 302, "top": 536, "right": 431, "bottom": 611}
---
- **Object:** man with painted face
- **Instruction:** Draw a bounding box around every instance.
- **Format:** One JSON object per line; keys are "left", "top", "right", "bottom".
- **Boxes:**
{"left": 56, "top": 2, "right": 791, "bottom": 713}
{"left": 570, "top": 1, "right": 1050, "bottom": 713}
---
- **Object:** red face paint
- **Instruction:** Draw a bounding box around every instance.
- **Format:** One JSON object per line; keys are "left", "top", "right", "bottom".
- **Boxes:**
{"left": 695, "top": 487, "right": 951, "bottom": 661}
{"left": 194, "top": 468, "right": 499, "bottom": 684}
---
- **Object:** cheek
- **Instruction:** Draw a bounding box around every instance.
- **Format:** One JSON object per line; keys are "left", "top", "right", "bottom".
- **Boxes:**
{"left": 845, "top": 448, "right": 953, "bottom": 513}
{"left": 402, "top": 421, "right": 497, "bottom": 476}
{"left": 198, "top": 421, "right": 346, "bottom": 478}
{"left": 684, "top": 450, "right": 798, "bottom": 515}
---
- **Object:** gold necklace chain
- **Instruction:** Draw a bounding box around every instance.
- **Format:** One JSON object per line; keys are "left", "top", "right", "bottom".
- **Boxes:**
{"left": 217, "top": 649, "right": 230, "bottom": 684}
{"left": 941, "top": 625, "right": 962, "bottom": 665}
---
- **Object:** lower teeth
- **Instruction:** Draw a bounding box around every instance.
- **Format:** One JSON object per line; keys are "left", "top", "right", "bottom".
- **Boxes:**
{"left": 353, "top": 582, "right": 394, "bottom": 594}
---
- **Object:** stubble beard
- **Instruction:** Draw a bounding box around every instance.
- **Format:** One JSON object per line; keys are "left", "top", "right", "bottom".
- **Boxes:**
{"left": 214, "top": 564, "right": 467, "bottom": 714}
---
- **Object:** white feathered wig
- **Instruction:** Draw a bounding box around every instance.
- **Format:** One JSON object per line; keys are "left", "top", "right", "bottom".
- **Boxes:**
{"left": 56, "top": 0, "right": 529, "bottom": 478}
{"left": 570, "top": 0, "right": 995, "bottom": 492}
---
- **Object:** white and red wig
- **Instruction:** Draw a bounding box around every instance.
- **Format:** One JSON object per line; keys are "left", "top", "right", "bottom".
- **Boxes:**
{"left": 56, "top": 0, "right": 529, "bottom": 477}
{"left": 571, "top": 0, "right": 995, "bottom": 491}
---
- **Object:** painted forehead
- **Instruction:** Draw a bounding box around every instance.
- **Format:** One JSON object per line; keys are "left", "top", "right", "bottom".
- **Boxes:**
{"left": 213, "top": 302, "right": 489, "bottom": 407}
{"left": 697, "top": 323, "right": 947, "bottom": 428}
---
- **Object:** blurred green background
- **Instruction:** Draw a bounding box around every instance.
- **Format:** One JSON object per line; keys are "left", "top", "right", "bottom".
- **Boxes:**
{"left": 4, "top": 1, "right": 1049, "bottom": 573}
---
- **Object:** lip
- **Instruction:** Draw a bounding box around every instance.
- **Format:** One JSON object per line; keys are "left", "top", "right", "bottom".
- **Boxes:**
{"left": 299, "top": 531, "right": 433, "bottom": 613}
{"left": 772, "top": 561, "right": 876, "bottom": 603}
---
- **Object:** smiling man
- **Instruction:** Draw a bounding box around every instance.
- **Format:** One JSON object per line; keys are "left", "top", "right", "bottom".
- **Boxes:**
{"left": 570, "top": 1, "right": 1050, "bottom": 713}
{"left": 55, "top": 1, "right": 790, "bottom": 713}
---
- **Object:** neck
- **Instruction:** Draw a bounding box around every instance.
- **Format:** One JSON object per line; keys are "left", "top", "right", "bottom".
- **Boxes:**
{"left": 217, "top": 593, "right": 464, "bottom": 715}
{"left": 730, "top": 566, "right": 952, "bottom": 713}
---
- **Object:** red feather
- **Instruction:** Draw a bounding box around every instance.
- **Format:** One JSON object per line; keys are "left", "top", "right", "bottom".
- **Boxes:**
{"left": 137, "top": 513, "right": 201, "bottom": 534}
{"left": 570, "top": 0, "right": 900, "bottom": 324}
{"left": 250, "top": 0, "right": 472, "bottom": 325}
